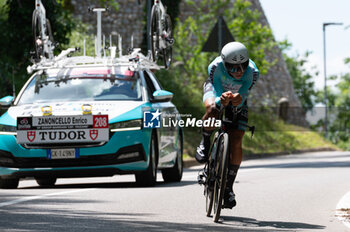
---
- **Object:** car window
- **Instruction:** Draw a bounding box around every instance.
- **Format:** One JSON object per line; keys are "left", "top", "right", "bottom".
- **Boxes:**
{"left": 17, "top": 71, "right": 142, "bottom": 105}
{"left": 146, "top": 71, "right": 163, "bottom": 90}
{"left": 143, "top": 71, "right": 157, "bottom": 100}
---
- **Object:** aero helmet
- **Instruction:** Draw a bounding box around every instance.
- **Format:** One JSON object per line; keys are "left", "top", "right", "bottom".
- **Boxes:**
{"left": 221, "top": 42, "right": 249, "bottom": 64}
{"left": 221, "top": 42, "right": 249, "bottom": 77}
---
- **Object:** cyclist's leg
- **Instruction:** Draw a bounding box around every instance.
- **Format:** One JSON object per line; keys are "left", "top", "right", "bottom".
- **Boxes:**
{"left": 227, "top": 128, "right": 244, "bottom": 186}
{"left": 196, "top": 81, "right": 219, "bottom": 163}
{"left": 223, "top": 103, "right": 248, "bottom": 208}
{"left": 222, "top": 130, "right": 243, "bottom": 209}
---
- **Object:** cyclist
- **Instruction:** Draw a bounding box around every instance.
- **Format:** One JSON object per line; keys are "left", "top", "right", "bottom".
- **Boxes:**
{"left": 196, "top": 41, "right": 259, "bottom": 209}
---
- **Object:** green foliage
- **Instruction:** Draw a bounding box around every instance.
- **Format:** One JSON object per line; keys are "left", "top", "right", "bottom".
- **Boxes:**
{"left": 0, "top": 0, "right": 75, "bottom": 97}
{"left": 61, "top": 22, "right": 95, "bottom": 56}
{"left": 327, "top": 73, "right": 350, "bottom": 149}
{"left": 279, "top": 40, "right": 319, "bottom": 112}
{"left": 311, "top": 60, "right": 350, "bottom": 150}
{"left": 156, "top": 0, "right": 276, "bottom": 118}
{"left": 242, "top": 111, "right": 337, "bottom": 155}
{"left": 97, "top": 0, "right": 119, "bottom": 11}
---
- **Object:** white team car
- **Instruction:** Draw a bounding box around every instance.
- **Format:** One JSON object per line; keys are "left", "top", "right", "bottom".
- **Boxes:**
{"left": 0, "top": 55, "right": 183, "bottom": 189}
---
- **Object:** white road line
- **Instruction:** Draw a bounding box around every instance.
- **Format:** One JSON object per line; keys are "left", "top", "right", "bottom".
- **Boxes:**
{"left": 0, "top": 168, "right": 265, "bottom": 207}
{"left": 0, "top": 188, "right": 96, "bottom": 208}
{"left": 336, "top": 191, "right": 350, "bottom": 229}
{"left": 182, "top": 168, "right": 266, "bottom": 181}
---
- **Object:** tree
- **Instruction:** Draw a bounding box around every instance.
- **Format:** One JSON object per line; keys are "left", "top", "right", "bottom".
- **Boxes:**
{"left": 155, "top": 0, "right": 277, "bottom": 118}
{"left": 311, "top": 59, "right": 350, "bottom": 149}
{"left": 0, "top": 0, "right": 75, "bottom": 97}
{"left": 279, "top": 40, "right": 319, "bottom": 113}
{"left": 327, "top": 72, "right": 350, "bottom": 149}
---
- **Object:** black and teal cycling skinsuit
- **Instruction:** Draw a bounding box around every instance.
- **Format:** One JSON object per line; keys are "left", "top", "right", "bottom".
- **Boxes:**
{"left": 203, "top": 56, "right": 260, "bottom": 131}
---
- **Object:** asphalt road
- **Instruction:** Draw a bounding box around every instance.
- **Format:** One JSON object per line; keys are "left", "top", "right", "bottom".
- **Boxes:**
{"left": 1, "top": 151, "right": 350, "bottom": 232}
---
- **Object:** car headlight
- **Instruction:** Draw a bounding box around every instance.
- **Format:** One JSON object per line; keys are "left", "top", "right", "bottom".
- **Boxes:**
{"left": 0, "top": 124, "right": 17, "bottom": 135}
{"left": 109, "top": 119, "right": 142, "bottom": 132}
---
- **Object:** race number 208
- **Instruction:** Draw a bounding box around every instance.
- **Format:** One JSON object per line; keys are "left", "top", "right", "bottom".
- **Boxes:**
{"left": 93, "top": 115, "right": 108, "bottom": 128}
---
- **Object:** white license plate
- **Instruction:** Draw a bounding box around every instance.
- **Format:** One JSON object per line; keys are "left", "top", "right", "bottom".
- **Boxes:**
{"left": 49, "top": 149, "right": 76, "bottom": 159}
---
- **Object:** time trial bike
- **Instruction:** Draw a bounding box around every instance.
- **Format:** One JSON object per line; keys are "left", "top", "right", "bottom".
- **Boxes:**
{"left": 198, "top": 105, "right": 255, "bottom": 222}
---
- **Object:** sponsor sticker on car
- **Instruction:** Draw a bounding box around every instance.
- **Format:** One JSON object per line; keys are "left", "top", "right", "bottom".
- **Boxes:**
{"left": 16, "top": 115, "right": 109, "bottom": 144}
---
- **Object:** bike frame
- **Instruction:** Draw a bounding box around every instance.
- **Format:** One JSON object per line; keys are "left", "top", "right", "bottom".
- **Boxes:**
{"left": 35, "top": 0, "right": 54, "bottom": 59}
{"left": 203, "top": 105, "right": 254, "bottom": 221}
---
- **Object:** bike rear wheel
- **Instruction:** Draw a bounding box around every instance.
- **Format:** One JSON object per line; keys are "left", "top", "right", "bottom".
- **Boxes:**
{"left": 150, "top": 5, "right": 160, "bottom": 62}
{"left": 32, "top": 10, "right": 54, "bottom": 61}
{"left": 32, "top": 10, "right": 44, "bottom": 61}
{"left": 213, "top": 133, "right": 229, "bottom": 222}
{"left": 162, "top": 14, "right": 173, "bottom": 69}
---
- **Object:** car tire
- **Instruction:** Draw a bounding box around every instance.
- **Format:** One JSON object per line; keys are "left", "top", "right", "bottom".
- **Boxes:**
{"left": 0, "top": 177, "right": 19, "bottom": 189}
{"left": 135, "top": 133, "right": 158, "bottom": 187}
{"left": 161, "top": 134, "right": 183, "bottom": 182}
{"left": 35, "top": 178, "right": 57, "bottom": 187}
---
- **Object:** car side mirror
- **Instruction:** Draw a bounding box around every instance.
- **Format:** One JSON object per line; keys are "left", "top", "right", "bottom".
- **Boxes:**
{"left": 152, "top": 90, "right": 173, "bottom": 102}
{"left": 0, "top": 96, "right": 14, "bottom": 109}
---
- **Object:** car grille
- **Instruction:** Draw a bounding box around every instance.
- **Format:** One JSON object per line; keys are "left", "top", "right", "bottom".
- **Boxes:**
{"left": 0, "top": 144, "right": 146, "bottom": 168}
{"left": 22, "top": 142, "right": 106, "bottom": 149}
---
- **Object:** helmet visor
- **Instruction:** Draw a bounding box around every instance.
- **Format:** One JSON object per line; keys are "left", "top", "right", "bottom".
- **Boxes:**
{"left": 224, "top": 60, "right": 249, "bottom": 73}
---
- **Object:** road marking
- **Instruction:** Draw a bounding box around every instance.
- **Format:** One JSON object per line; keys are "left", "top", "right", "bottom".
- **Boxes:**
{"left": 182, "top": 168, "right": 266, "bottom": 181}
{"left": 336, "top": 191, "right": 350, "bottom": 229}
{"left": 0, "top": 188, "right": 96, "bottom": 208}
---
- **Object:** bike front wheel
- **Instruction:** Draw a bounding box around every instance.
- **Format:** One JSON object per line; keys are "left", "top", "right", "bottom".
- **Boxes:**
{"left": 213, "top": 133, "right": 229, "bottom": 222}
{"left": 205, "top": 164, "right": 214, "bottom": 217}
{"left": 32, "top": 10, "right": 54, "bottom": 61}
{"left": 162, "top": 14, "right": 173, "bottom": 69}
{"left": 150, "top": 5, "right": 160, "bottom": 62}
{"left": 32, "top": 9, "right": 44, "bottom": 61}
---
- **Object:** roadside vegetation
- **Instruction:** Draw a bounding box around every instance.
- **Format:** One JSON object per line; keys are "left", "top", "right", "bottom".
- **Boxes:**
{"left": 182, "top": 112, "right": 337, "bottom": 159}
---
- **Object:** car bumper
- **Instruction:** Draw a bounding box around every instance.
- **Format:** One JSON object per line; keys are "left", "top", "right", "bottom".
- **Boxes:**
{"left": 0, "top": 129, "right": 152, "bottom": 178}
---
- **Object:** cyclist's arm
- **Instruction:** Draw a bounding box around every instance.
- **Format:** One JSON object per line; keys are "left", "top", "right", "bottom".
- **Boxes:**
{"left": 203, "top": 61, "right": 223, "bottom": 107}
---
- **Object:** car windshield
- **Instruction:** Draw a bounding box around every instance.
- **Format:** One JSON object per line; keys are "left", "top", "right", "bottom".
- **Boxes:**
{"left": 17, "top": 70, "right": 143, "bottom": 105}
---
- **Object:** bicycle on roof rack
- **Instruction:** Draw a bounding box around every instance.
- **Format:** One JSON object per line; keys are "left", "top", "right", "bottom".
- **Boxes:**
{"left": 149, "top": 0, "right": 174, "bottom": 69}
{"left": 28, "top": 2, "right": 164, "bottom": 74}
{"left": 32, "top": 0, "right": 56, "bottom": 63}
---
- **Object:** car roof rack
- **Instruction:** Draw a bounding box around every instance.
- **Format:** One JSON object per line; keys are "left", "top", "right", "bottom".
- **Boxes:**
{"left": 27, "top": 7, "right": 162, "bottom": 74}
{"left": 27, "top": 48, "right": 161, "bottom": 74}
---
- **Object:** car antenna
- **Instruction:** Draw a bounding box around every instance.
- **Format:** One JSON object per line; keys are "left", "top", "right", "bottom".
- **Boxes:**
{"left": 118, "top": 33, "right": 122, "bottom": 57}
{"left": 89, "top": 7, "right": 107, "bottom": 58}
{"left": 83, "top": 38, "right": 86, "bottom": 56}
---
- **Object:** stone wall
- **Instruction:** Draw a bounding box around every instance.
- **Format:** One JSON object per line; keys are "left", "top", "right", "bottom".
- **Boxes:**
{"left": 71, "top": 0, "right": 145, "bottom": 54}
{"left": 70, "top": 0, "right": 308, "bottom": 126}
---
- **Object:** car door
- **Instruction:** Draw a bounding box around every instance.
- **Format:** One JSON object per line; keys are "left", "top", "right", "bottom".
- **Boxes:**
{"left": 143, "top": 71, "right": 177, "bottom": 168}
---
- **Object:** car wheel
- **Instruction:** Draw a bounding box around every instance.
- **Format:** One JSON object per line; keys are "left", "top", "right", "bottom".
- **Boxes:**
{"left": 35, "top": 178, "right": 57, "bottom": 187}
{"left": 135, "top": 133, "right": 158, "bottom": 187}
{"left": 161, "top": 134, "right": 183, "bottom": 182}
{"left": 0, "top": 177, "right": 19, "bottom": 189}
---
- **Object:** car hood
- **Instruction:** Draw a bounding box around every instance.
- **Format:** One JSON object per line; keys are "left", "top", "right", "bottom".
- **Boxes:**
{"left": 1, "top": 101, "right": 150, "bottom": 126}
